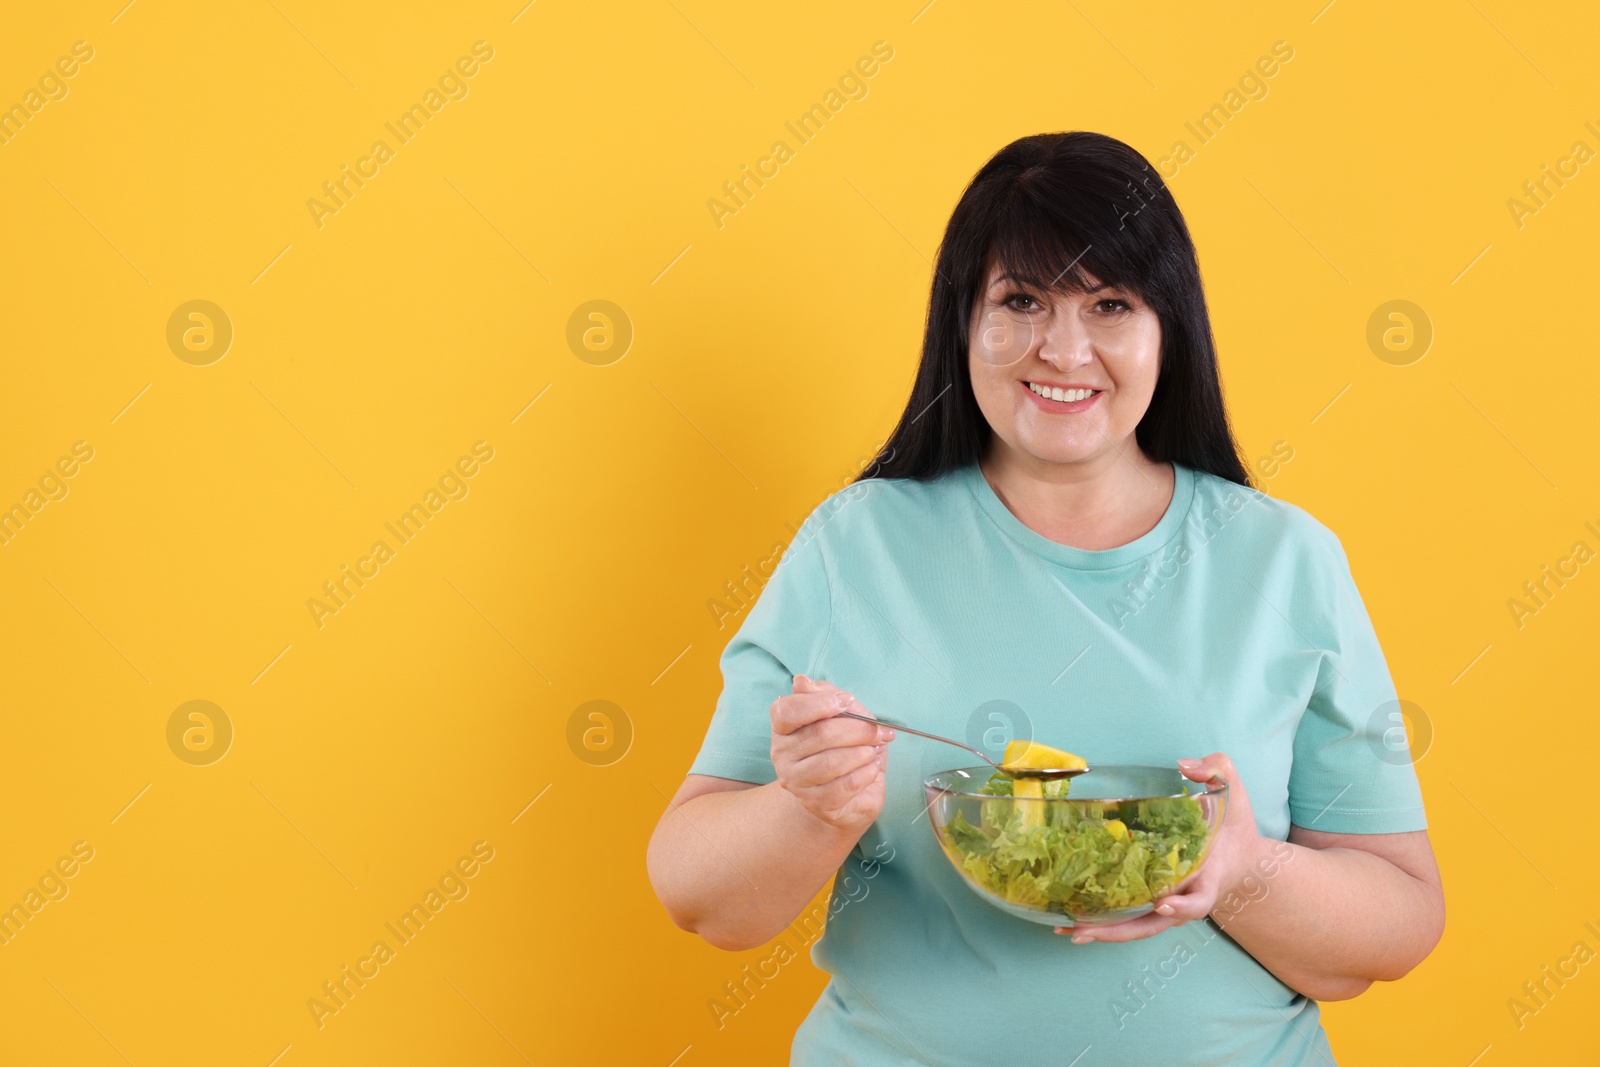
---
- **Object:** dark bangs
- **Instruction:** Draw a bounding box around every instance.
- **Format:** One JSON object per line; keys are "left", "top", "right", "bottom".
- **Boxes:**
{"left": 980, "top": 164, "right": 1158, "bottom": 307}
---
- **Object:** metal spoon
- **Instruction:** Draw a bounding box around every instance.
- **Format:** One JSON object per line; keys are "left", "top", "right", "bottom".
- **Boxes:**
{"left": 835, "top": 710, "right": 1089, "bottom": 780}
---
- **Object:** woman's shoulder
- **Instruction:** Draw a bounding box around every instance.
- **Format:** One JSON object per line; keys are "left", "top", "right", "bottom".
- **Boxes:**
{"left": 1184, "top": 465, "right": 1349, "bottom": 570}
{"left": 789, "top": 469, "right": 967, "bottom": 554}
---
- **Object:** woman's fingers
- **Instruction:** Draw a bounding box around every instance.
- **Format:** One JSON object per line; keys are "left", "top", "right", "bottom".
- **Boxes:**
{"left": 789, "top": 749, "right": 884, "bottom": 812}
{"left": 771, "top": 674, "right": 892, "bottom": 831}
{"left": 1151, "top": 881, "right": 1215, "bottom": 923}
{"left": 1053, "top": 872, "right": 1219, "bottom": 942}
{"left": 787, "top": 715, "right": 893, "bottom": 762}
{"left": 791, "top": 742, "right": 881, "bottom": 786}
{"left": 1049, "top": 753, "right": 1244, "bottom": 945}
{"left": 774, "top": 675, "right": 888, "bottom": 732}
{"left": 812, "top": 764, "right": 885, "bottom": 824}
{"left": 771, "top": 686, "right": 855, "bottom": 736}
{"left": 1056, "top": 912, "right": 1178, "bottom": 942}
{"left": 1055, "top": 890, "right": 1203, "bottom": 941}
{"left": 773, "top": 676, "right": 893, "bottom": 756}
{"left": 1178, "top": 752, "right": 1236, "bottom": 785}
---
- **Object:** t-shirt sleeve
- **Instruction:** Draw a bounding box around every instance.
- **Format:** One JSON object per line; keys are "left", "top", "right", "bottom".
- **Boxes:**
{"left": 686, "top": 513, "right": 835, "bottom": 785}
{"left": 1287, "top": 525, "right": 1429, "bottom": 834}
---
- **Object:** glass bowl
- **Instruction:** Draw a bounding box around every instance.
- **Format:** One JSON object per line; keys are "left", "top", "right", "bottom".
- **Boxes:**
{"left": 923, "top": 764, "right": 1227, "bottom": 927}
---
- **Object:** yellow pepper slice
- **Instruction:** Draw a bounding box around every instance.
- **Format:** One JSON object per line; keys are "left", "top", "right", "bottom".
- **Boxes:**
{"left": 999, "top": 739, "right": 1087, "bottom": 772}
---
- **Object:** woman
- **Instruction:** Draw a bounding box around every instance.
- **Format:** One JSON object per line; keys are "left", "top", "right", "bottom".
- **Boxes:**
{"left": 647, "top": 131, "right": 1444, "bottom": 1065}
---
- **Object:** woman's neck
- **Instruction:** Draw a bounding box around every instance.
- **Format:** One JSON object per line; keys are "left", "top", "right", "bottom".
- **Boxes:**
{"left": 979, "top": 440, "right": 1176, "bottom": 551}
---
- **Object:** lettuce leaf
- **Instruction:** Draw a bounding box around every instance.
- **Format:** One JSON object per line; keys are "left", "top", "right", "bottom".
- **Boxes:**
{"left": 939, "top": 774, "right": 1210, "bottom": 916}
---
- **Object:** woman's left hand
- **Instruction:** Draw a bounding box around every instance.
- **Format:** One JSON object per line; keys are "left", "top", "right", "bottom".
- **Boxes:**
{"left": 1053, "top": 752, "right": 1261, "bottom": 944}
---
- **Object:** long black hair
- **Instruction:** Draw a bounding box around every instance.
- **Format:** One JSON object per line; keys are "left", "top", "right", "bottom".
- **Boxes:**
{"left": 854, "top": 131, "right": 1253, "bottom": 489}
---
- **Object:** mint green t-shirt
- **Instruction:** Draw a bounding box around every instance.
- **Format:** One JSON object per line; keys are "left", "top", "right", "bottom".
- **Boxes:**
{"left": 687, "top": 460, "right": 1429, "bottom": 1066}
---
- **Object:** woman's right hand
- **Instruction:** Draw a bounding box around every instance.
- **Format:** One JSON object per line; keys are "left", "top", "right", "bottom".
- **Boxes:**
{"left": 770, "top": 674, "right": 895, "bottom": 835}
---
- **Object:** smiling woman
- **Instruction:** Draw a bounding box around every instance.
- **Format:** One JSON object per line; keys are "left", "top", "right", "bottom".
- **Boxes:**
{"left": 648, "top": 131, "right": 1444, "bottom": 1067}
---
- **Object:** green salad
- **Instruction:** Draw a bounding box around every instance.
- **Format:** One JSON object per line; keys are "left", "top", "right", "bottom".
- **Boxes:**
{"left": 940, "top": 772, "right": 1211, "bottom": 916}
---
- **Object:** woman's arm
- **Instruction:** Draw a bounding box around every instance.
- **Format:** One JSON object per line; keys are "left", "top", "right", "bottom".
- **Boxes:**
{"left": 647, "top": 675, "right": 893, "bottom": 952}
{"left": 646, "top": 774, "right": 865, "bottom": 951}
{"left": 1062, "top": 753, "right": 1445, "bottom": 1003}
{"left": 1211, "top": 825, "right": 1445, "bottom": 1001}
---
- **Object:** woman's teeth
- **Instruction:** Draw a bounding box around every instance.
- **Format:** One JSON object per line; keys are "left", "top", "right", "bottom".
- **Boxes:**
{"left": 1027, "top": 383, "right": 1098, "bottom": 402}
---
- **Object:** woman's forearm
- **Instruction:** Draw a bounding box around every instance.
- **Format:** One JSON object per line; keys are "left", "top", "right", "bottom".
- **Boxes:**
{"left": 647, "top": 781, "right": 864, "bottom": 951}
{"left": 1210, "top": 835, "right": 1445, "bottom": 1000}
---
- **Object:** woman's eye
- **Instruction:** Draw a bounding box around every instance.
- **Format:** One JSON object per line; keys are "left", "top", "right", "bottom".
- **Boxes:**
{"left": 1097, "top": 298, "right": 1131, "bottom": 313}
{"left": 1003, "top": 293, "right": 1039, "bottom": 311}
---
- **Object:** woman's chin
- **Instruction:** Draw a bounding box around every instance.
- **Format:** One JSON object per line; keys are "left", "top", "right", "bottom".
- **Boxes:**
{"left": 1012, "top": 436, "right": 1117, "bottom": 468}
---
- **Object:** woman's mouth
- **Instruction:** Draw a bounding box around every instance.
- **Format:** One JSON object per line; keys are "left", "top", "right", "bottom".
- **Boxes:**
{"left": 1022, "top": 381, "right": 1102, "bottom": 412}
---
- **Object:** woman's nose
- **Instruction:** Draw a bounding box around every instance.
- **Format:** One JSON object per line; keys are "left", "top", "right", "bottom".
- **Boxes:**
{"left": 1035, "top": 314, "right": 1094, "bottom": 368}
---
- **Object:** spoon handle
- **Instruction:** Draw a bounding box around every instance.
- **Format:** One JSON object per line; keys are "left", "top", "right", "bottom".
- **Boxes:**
{"left": 834, "top": 710, "right": 997, "bottom": 768}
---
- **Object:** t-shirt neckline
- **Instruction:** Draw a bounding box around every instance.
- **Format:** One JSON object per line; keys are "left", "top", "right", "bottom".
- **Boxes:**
{"left": 958, "top": 459, "right": 1197, "bottom": 571}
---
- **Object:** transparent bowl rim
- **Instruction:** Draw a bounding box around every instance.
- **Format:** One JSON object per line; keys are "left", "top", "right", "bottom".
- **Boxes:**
{"left": 921, "top": 763, "right": 1228, "bottom": 802}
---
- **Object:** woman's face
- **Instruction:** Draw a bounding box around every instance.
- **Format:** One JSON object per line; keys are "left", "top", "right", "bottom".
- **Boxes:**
{"left": 967, "top": 260, "right": 1162, "bottom": 468}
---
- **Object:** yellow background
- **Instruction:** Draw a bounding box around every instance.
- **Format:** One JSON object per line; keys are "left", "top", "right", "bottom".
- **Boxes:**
{"left": 1, "top": 1, "right": 1596, "bottom": 1063}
